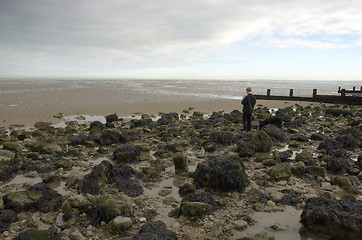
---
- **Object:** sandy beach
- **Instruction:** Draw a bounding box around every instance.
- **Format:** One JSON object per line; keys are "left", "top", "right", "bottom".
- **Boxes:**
{"left": 0, "top": 80, "right": 318, "bottom": 128}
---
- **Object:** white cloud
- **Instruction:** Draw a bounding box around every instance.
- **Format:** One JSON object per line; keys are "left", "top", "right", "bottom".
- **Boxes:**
{"left": 0, "top": 0, "right": 362, "bottom": 77}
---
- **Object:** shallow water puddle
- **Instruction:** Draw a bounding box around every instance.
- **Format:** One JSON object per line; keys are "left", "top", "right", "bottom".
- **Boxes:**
{"left": 2, "top": 174, "right": 42, "bottom": 187}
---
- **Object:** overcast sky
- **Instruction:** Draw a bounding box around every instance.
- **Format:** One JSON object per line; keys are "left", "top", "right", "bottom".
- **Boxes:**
{"left": 1, "top": 0, "right": 362, "bottom": 80}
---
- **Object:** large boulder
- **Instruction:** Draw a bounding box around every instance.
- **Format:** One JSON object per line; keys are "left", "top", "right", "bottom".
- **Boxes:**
{"left": 249, "top": 131, "right": 273, "bottom": 152}
{"left": 301, "top": 196, "right": 362, "bottom": 240}
{"left": 262, "top": 124, "right": 287, "bottom": 142}
{"left": 326, "top": 157, "right": 350, "bottom": 174}
{"left": 193, "top": 155, "right": 248, "bottom": 193}
{"left": 259, "top": 117, "right": 282, "bottom": 129}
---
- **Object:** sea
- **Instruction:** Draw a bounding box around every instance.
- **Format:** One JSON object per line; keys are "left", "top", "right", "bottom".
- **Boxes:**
{"left": 0, "top": 78, "right": 361, "bottom": 100}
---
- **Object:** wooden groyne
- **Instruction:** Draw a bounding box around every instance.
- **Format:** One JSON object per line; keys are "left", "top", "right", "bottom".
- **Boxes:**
{"left": 254, "top": 86, "right": 362, "bottom": 105}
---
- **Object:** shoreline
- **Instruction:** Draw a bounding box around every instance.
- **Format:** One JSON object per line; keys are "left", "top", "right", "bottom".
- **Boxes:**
{"left": 1, "top": 99, "right": 318, "bottom": 128}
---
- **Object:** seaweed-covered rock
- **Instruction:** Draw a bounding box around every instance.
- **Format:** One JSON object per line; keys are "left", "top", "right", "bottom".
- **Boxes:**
{"left": 0, "top": 209, "right": 17, "bottom": 233}
{"left": 15, "top": 230, "right": 51, "bottom": 240}
{"left": 89, "top": 121, "right": 105, "bottom": 132}
{"left": 109, "top": 216, "right": 132, "bottom": 233}
{"left": 132, "top": 221, "right": 176, "bottom": 240}
{"left": 209, "top": 131, "right": 234, "bottom": 145}
{"left": 326, "top": 157, "right": 350, "bottom": 174}
{"left": 269, "top": 164, "right": 292, "bottom": 181}
{"left": 172, "top": 153, "right": 188, "bottom": 174}
{"left": 318, "top": 138, "right": 343, "bottom": 153}
{"left": 280, "top": 189, "right": 303, "bottom": 206}
{"left": 249, "top": 131, "right": 273, "bottom": 153}
{"left": 193, "top": 155, "right": 248, "bottom": 192}
{"left": 301, "top": 196, "right": 362, "bottom": 240}
{"left": 179, "top": 182, "right": 196, "bottom": 197}
{"left": 157, "top": 112, "right": 179, "bottom": 125}
{"left": 336, "top": 135, "right": 360, "bottom": 151}
{"left": 78, "top": 160, "right": 113, "bottom": 195}
{"left": 295, "top": 150, "right": 313, "bottom": 164}
{"left": 120, "top": 130, "right": 139, "bottom": 143}
{"left": 78, "top": 160, "right": 143, "bottom": 197}
{"left": 262, "top": 124, "right": 287, "bottom": 142}
{"left": 62, "top": 194, "right": 90, "bottom": 212}
{"left": 0, "top": 164, "right": 19, "bottom": 181}
{"left": 290, "top": 134, "right": 309, "bottom": 142}
{"left": 98, "top": 130, "right": 121, "bottom": 146}
{"left": 237, "top": 143, "right": 257, "bottom": 157}
{"left": 259, "top": 117, "right": 282, "bottom": 129}
{"left": 4, "top": 183, "right": 61, "bottom": 213}
{"left": 113, "top": 145, "right": 140, "bottom": 163}
{"left": 325, "top": 109, "right": 352, "bottom": 117}
{"left": 106, "top": 113, "right": 118, "bottom": 123}
{"left": 310, "top": 132, "right": 326, "bottom": 141}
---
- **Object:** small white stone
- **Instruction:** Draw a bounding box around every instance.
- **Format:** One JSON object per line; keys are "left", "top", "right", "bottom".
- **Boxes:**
{"left": 139, "top": 217, "right": 147, "bottom": 223}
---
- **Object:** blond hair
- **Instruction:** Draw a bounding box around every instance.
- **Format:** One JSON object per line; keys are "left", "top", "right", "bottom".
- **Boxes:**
{"left": 246, "top": 87, "right": 252, "bottom": 93}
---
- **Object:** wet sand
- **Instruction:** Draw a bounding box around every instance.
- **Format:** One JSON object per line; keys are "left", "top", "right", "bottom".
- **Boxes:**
{"left": 0, "top": 81, "right": 317, "bottom": 128}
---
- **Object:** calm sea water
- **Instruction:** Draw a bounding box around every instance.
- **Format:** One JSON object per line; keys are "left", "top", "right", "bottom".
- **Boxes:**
{"left": 0, "top": 78, "right": 361, "bottom": 100}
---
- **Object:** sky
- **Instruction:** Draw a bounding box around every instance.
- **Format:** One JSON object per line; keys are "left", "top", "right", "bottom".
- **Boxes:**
{"left": 0, "top": 0, "right": 362, "bottom": 80}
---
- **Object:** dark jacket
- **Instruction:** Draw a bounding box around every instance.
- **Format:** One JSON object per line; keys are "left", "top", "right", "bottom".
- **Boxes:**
{"left": 242, "top": 93, "right": 256, "bottom": 115}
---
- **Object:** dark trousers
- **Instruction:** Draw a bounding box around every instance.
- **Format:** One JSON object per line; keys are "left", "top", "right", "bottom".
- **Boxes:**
{"left": 243, "top": 113, "right": 252, "bottom": 131}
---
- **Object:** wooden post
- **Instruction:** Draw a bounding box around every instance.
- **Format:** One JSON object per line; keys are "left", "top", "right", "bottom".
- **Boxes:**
{"left": 313, "top": 89, "right": 317, "bottom": 98}
{"left": 341, "top": 89, "right": 346, "bottom": 97}
{"left": 360, "top": 86, "right": 362, "bottom": 91}
{"left": 338, "top": 87, "right": 341, "bottom": 92}
{"left": 267, "top": 89, "right": 271, "bottom": 96}
{"left": 353, "top": 87, "right": 356, "bottom": 91}
{"left": 289, "top": 89, "right": 293, "bottom": 97}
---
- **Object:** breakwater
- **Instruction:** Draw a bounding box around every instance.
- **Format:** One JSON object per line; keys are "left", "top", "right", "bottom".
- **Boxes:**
{"left": 255, "top": 86, "right": 362, "bottom": 105}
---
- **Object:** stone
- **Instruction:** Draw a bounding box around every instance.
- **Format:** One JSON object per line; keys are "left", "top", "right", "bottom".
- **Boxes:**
{"left": 179, "top": 182, "right": 196, "bottom": 197}
{"left": 158, "top": 189, "right": 172, "bottom": 197}
{"left": 233, "top": 219, "right": 248, "bottom": 231}
{"left": 62, "top": 194, "right": 90, "bottom": 211}
{"left": 269, "top": 164, "right": 292, "bottom": 181}
{"left": 237, "top": 143, "right": 257, "bottom": 157}
{"left": 0, "top": 209, "right": 17, "bottom": 233}
{"left": 106, "top": 113, "right": 118, "bottom": 123}
{"left": 193, "top": 154, "right": 248, "bottom": 193}
{"left": 253, "top": 230, "right": 275, "bottom": 240}
{"left": 329, "top": 175, "right": 352, "bottom": 189}
{"left": 180, "top": 202, "right": 208, "bottom": 219}
{"left": 295, "top": 150, "right": 313, "bottom": 164}
{"left": 270, "top": 192, "right": 284, "bottom": 203}
{"left": 301, "top": 196, "right": 362, "bottom": 240}
{"left": 94, "top": 194, "right": 133, "bottom": 222}
{"left": 172, "top": 153, "right": 188, "bottom": 174}
{"left": 109, "top": 216, "right": 132, "bottom": 233}
{"left": 14, "top": 230, "right": 52, "bottom": 240}
{"left": 262, "top": 124, "right": 287, "bottom": 142}
{"left": 249, "top": 131, "right": 273, "bottom": 152}
{"left": 69, "top": 229, "right": 86, "bottom": 240}
{"left": 3, "top": 190, "right": 42, "bottom": 212}
{"left": 132, "top": 221, "right": 176, "bottom": 240}
{"left": 209, "top": 131, "right": 234, "bottom": 145}
{"left": 325, "top": 109, "right": 352, "bottom": 117}
{"left": 0, "top": 150, "right": 15, "bottom": 160}
{"left": 310, "top": 132, "right": 326, "bottom": 141}
{"left": 271, "top": 223, "right": 288, "bottom": 231}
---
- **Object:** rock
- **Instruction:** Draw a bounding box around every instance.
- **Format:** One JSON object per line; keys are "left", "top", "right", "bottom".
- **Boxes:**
{"left": 310, "top": 132, "right": 326, "bottom": 141}
{"left": 233, "top": 219, "right": 248, "bottom": 231}
{"left": 249, "top": 131, "right": 273, "bottom": 152}
{"left": 253, "top": 230, "right": 275, "bottom": 240}
{"left": 301, "top": 196, "right": 362, "bottom": 240}
{"left": 271, "top": 223, "right": 288, "bottom": 231}
{"left": 318, "top": 138, "right": 343, "bottom": 153}
{"left": 109, "top": 216, "right": 132, "bottom": 233}
{"left": 113, "top": 145, "right": 140, "bottom": 164}
{"left": 179, "top": 182, "right": 196, "bottom": 197}
{"left": 3, "top": 142, "right": 22, "bottom": 152}
{"left": 180, "top": 202, "right": 208, "bottom": 219}
{"left": 290, "top": 133, "right": 308, "bottom": 142}
{"left": 281, "top": 189, "right": 303, "bottom": 206}
{"left": 203, "top": 141, "right": 217, "bottom": 152}
{"left": 259, "top": 117, "right": 282, "bottom": 129}
{"left": 98, "top": 130, "right": 121, "bottom": 146}
{"left": 270, "top": 192, "right": 284, "bottom": 203}
{"left": 132, "top": 221, "right": 176, "bottom": 240}
{"left": 3, "top": 190, "right": 42, "bottom": 212}
{"left": 62, "top": 194, "right": 90, "bottom": 211}
{"left": 274, "top": 150, "right": 292, "bottom": 162}
{"left": 295, "top": 150, "right": 313, "bottom": 164}
{"left": 326, "top": 157, "right": 350, "bottom": 174}
{"left": 172, "top": 153, "right": 188, "bottom": 174}
{"left": 329, "top": 175, "right": 352, "bottom": 189}
{"left": 262, "top": 124, "right": 287, "bottom": 142}
{"left": 88, "top": 194, "right": 133, "bottom": 226}
{"left": 237, "top": 143, "right": 257, "bottom": 157}
{"left": 209, "top": 131, "right": 234, "bottom": 145}
{"left": 158, "top": 189, "right": 172, "bottom": 197}
{"left": 336, "top": 135, "right": 360, "bottom": 151}
{"left": 245, "top": 188, "right": 268, "bottom": 204}
{"left": 0, "top": 164, "right": 19, "bottom": 181}
{"left": 193, "top": 154, "right": 248, "bottom": 193}
{"left": 325, "top": 109, "right": 352, "bottom": 117}
{"left": 0, "top": 209, "right": 17, "bottom": 233}
{"left": 89, "top": 121, "right": 105, "bottom": 132}
{"left": 106, "top": 113, "right": 118, "bottom": 123}
{"left": 69, "top": 229, "right": 86, "bottom": 240}
{"left": 0, "top": 150, "right": 15, "bottom": 160}
{"left": 269, "top": 164, "right": 292, "bottom": 181}
{"left": 14, "top": 230, "right": 52, "bottom": 240}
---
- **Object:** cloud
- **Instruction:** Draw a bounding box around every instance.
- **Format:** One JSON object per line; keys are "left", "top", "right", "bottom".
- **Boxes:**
{"left": 0, "top": 0, "right": 362, "bottom": 76}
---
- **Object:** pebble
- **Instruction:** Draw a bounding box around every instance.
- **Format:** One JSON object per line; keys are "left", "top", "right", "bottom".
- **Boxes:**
{"left": 139, "top": 217, "right": 147, "bottom": 223}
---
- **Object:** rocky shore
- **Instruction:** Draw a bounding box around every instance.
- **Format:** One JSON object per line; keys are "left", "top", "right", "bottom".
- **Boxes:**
{"left": 0, "top": 102, "right": 361, "bottom": 240}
